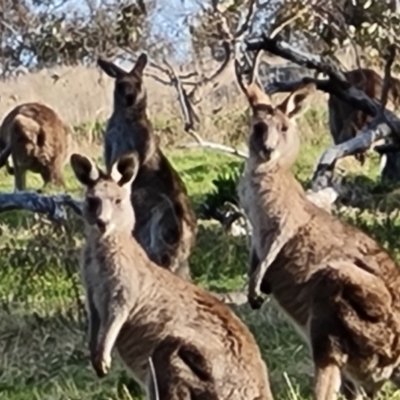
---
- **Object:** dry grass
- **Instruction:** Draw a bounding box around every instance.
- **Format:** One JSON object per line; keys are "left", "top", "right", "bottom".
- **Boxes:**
{"left": 0, "top": 62, "right": 330, "bottom": 148}
{"left": 0, "top": 63, "right": 233, "bottom": 128}
{"left": 0, "top": 64, "right": 198, "bottom": 128}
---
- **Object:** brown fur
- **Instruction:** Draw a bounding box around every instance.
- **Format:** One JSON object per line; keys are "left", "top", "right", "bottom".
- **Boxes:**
{"left": 70, "top": 152, "right": 273, "bottom": 400}
{"left": 235, "top": 64, "right": 400, "bottom": 400}
{"left": 328, "top": 68, "right": 400, "bottom": 164}
{"left": 97, "top": 54, "right": 197, "bottom": 281}
{"left": 0, "top": 102, "right": 72, "bottom": 191}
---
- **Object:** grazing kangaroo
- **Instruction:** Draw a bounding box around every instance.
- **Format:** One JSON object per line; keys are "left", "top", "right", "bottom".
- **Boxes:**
{"left": 0, "top": 102, "right": 72, "bottom": 191}
{"left": 328, "top": 68, "right": 400, "bottom": 165}
{"left": 236, "top": 61, "right": 400, "bottom": 400}
{"left": 70, "top": 151, "right": 273, "bottom": 400}
{"left": 97, "top": 53, "right": 197, "bottom": 281}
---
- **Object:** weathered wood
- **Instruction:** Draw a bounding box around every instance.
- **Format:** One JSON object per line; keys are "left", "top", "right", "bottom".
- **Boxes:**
{"left": 311, "top": 120, "right": 392, "bottom": 191}
{"left": 0, "top": 191, "right": 82, "bottom": 221}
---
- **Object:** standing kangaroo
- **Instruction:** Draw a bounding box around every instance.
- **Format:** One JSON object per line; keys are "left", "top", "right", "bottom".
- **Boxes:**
{"left": 70, "top": 151, "right": 274, "bottom": 400}
{"left": 0, "top": 102, "right": 72, "bottom": 191}
{"left": 236, "top": 61, "right": 400, "bottom": 400}
{"left": 97, "top": 54, "right": 197, "bottom": 281}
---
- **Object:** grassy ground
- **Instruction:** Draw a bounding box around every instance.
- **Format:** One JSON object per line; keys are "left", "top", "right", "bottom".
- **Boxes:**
{"left": 2, "top": 111, "right": 400, "bottom": 399}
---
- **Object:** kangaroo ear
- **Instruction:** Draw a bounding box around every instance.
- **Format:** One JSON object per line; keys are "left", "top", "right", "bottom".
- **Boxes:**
{"left": 110, "top": 152, "right": 140, "bottom": 188}
{"left": 130, "top": 53, "right": 147, "bottom": 76}
{"left": 97, "top": 58, "right": 126, "bottom": 79}
{"left": 70, "top": 153, "right": 101, "bottom": 187}
{"left": 277, "top": 82, "right": 316, "bottom": 120}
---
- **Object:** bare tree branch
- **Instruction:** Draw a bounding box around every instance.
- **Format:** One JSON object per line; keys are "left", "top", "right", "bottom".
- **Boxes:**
{"left": 178, "top": 141, "right": 248, "bottom": 159}
{"left": 235, "top": 0, "right": 257, "bottom": 38}
{"left": 188, "top": 41, "right": 234, "bottom": 103}
{"left": 269, "top": 5, "right": 310, "bottom": 39}
{"left": 247, "top": 35, "right": 400, "bottom": 190}
{"left": 250, "top": 36, "right": 400, "bottom": 128}
{"left": 0, "top": 192, "right": 82, "bottom": 221}
{"left": 311, "top": 119, "right": 393, "bottom": 191}
{"left": 151, "top": 53, "right": 247, "bottom": 159}
{"left": 247, "top": 35, "right": 348, "bottom": 81}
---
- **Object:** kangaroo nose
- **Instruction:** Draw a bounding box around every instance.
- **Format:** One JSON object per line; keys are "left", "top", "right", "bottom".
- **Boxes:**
{"left": 261, "top": 145, "right": 273, "bottom": 160}
{"left": 97, "top": 219, "right": 108, "bottom": 233}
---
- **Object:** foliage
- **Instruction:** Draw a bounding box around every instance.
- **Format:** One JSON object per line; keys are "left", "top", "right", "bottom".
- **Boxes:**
{"left": 269, "top": 0, "right": 400, "bottom": 69}
{"left": 188, "top": 0, "right": 400, "bottom": 74}
{"left": 73, "top": 119, "right": 106, "bottom": 144}
{"left": 199, "top": 160, "right": 244, "bottom": 220}
{"left": 0, "top": 0, "right": 152, "bottom": 77}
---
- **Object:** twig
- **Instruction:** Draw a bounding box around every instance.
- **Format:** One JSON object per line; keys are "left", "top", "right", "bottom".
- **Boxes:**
{"left": 178, "top": 140, "right": 248, "bottom": 159}
{"left": 148, "top": 357, "right": 159, "bottom": 400}
{"left": 154, "top": 57, "right": 248, "bottom": 159}
{"left": 234, "top": 0, "right": 257, "bottom": 38}
{"left": 269, "top": 5, "right": 310, "bottom": 39}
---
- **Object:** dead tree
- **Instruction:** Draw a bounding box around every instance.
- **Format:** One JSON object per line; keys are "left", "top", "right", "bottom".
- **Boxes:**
{"left": 144, "top": 0, "right": 309, "bottom": 159}
{"left": 0, "top": 191, "right": 82, "bottom": 221}
{"left": 144, "top": 1, "right": 255, "bottom": 159}
{"left": 246, "top": 35, "right": 400, "bottom": 191}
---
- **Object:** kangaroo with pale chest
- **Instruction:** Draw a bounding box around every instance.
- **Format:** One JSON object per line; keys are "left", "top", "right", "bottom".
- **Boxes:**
{"left": 97, "top": 53, "right": 197, "bottom": 281}
{"left": 236, "top": 60, "right": 400, "bottom": 400}
{"left": 70, "top": 151, "right": 274, "bottom": 400}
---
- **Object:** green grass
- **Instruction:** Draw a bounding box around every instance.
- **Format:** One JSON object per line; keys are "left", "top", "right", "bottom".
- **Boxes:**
{"left": 2, "top": 111, "right": 400, "bottom": 399}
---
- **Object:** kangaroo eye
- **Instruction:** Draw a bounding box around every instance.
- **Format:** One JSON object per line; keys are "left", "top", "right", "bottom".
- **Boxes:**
{"left": 281, "top": 125, "right": 289, "bottom": 133}
{"left": 115, "top": 198, "right": 122, "bottom": 205}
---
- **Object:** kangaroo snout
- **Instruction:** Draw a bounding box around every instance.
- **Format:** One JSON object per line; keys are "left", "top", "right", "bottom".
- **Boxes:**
{"left": 96, "top": 218, "right": 109, "bottom": 234}
{"left": 261, "top": 145, "right": 274, "bottom": 160}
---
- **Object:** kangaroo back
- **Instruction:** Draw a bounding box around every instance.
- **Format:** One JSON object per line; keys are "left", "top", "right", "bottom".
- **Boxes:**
{"left": 0, "top": 102, "right": 70, "bottom": 191}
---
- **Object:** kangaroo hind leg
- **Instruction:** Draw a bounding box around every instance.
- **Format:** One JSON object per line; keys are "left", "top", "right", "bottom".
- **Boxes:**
{"left": 147, "top": 336, "right": 218, "bottom": 400}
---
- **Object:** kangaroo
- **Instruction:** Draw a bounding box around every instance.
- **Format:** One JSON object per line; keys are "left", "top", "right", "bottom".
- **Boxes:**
{"left": 328, "top": 68, "right": 400, "bottom": 165}
{"left": 97, "top": 53, "right": 197, "bottom": 281}
{"left": 70, "top": 151, "right": 273, "bottom": 400}
{"left": 235, "top": 61, "right": 400, "bottom": 400}
{"left": 0, "top": 102, "right": 72, "bottom": 191}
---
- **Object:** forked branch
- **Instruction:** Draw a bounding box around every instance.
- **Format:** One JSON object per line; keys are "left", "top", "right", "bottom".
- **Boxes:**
{"left": 149, "top": 56, "right": 248, "bottom": 159}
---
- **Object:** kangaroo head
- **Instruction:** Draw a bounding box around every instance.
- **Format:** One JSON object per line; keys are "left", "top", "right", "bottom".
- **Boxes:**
{"left": 70, "top": 152, "right": 139, "bottom": 236}
{"left": 97, "top": 53, "right": 148, "bottom": 109}
{"left": 235, "top": 60, "right": 315, "bottom": 168}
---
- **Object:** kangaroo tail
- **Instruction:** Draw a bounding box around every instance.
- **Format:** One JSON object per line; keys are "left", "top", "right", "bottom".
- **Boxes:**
{"left": 311, "top": 263, "right": 395, "bottom": 358}
{"left": 0, "top": 145, "right": 11, "bottom": 170}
